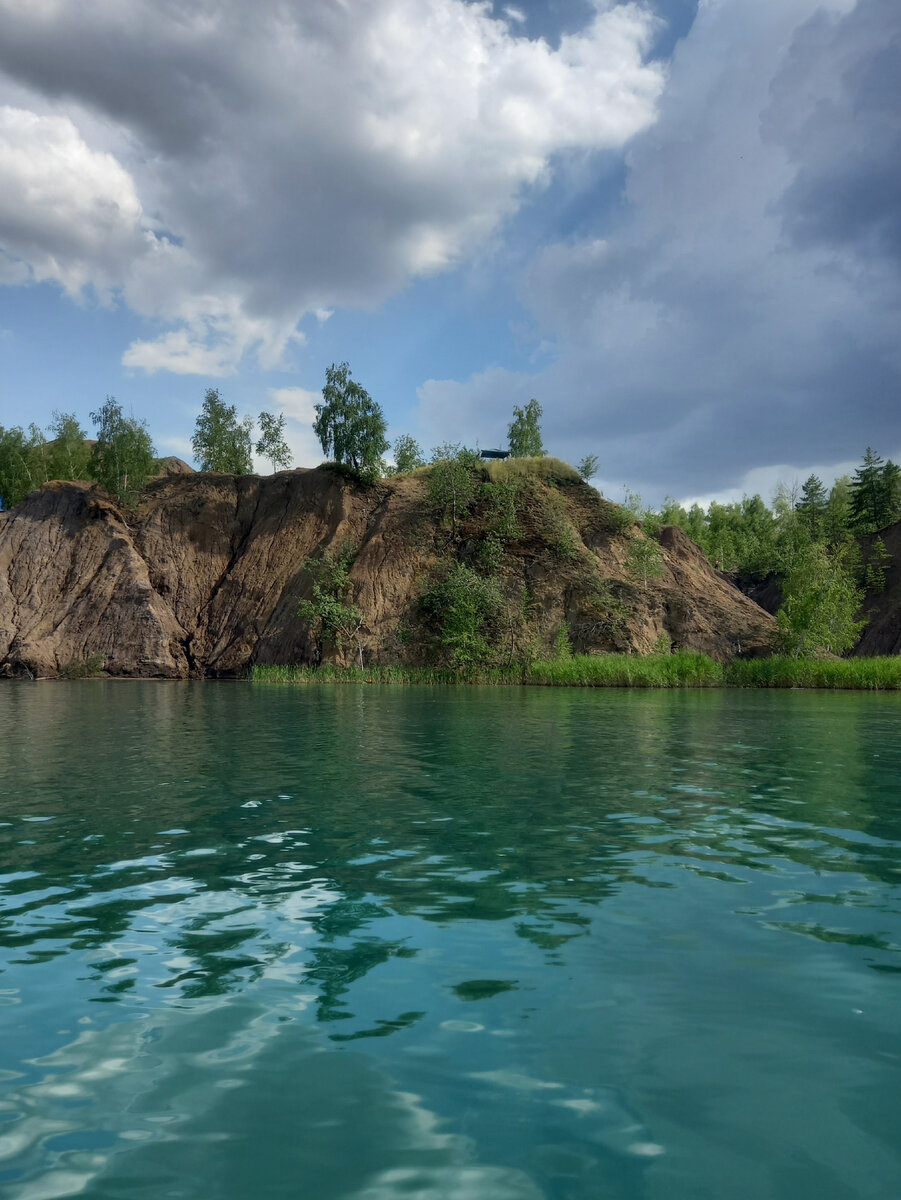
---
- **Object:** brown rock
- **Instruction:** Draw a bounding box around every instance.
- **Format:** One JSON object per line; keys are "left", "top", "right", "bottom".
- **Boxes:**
{"left": 0, "top": 470, "right": 776, "bottom": 678}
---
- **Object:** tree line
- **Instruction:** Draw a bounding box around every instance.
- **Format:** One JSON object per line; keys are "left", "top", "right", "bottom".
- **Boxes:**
{"left": 1, "top": 362, "right": 602, "bottom": 508}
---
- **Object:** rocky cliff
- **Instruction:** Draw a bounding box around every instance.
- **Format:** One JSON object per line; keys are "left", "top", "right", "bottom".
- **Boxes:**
{"left": 0, "top": 467, "right": 776, "bottom": 678}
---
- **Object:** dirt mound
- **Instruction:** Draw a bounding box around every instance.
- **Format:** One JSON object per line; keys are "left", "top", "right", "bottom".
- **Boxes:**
{"left": 0, "top": 469, "right": 776, "bottom": 678}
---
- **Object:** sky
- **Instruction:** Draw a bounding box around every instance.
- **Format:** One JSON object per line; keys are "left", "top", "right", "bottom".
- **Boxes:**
{"left": 0, "top": 0, "right": 898, "bottom": 505}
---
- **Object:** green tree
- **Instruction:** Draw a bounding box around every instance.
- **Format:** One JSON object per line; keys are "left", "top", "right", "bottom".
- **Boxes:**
{"left": 392, "top": 434, "right": 425, "bottom": 474}
{"left": 255, "top": 410, "right": 293, "bottom": 472}
{"left": 314, "top": 362, "right": 389, "bottom": 481}
{"left": 862, "top": 536, "right": 892, "bottom": 593}
{"left": 777, "top": 542, "right": 865, "bottom": 657}
{"left": 419, "top": 561, "right": 504, "bottom": 668}
{"left": 427, "top": 443, "right": 480, "bottom": 538}
{"left": 192, "top": 388, "right": 254, "bottom": 474}
{"left": 89, "top": 397, "right": 156, "bottom": 504}
{"left": 882, "top": 459, "right": 901, "bottom": 525}
{"left": 0, "top": 424, "right": 44, "bottom": 508}
{"left": 577, "top": 453, "right": 600, "bottom": 481}
{"left": 297, "top": 543, "right": 365, "bottom": 668}
{"left": 508, "top": 398, "right": 544, "bottom": 458}
{"left": 625, "top": 535, "right": 667, "bottom": 591}
{"left": 797, "top": 474, "right": 827, "bottom": 540}
{"left": 824, "top": 475, "right": 852, "bottom": 544}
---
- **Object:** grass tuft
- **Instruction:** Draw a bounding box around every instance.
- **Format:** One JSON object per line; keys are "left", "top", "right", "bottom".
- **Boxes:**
{"left": 251, "top": 653, "right": 901, "bottom": 690}
{"left": 483, "top": 456, "right": 582, "bottom": 485}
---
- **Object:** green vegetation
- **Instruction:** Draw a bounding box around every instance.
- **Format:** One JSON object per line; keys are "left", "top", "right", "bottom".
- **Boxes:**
{"left": 314, "top": 362, "right": 389, "bottom": 482}
{"left": 252, "top": 653, "right": 901, "bottom": 690}
{"left": 255, "top": 411, "right": 293, "bottom": 471}
{"left": 89, "top": 398, "right": 157, "bottom": 505}
{"left": 625, "top": 535, "right": 667, "bottom": 592}
{"left": 577, "top": 453, "right": 600, "bottom": 481}
{"left": 391, "top": 435, "right": 425, "bottom": 474}
{"left": 419, "top": 561, "right": 505, "bottom": 668}
{"left": 482, "top": 455, "right": 581, "bottom": 485}
{"left": 60, "top": 652, "right": 106, "bottom": 679}
{"left": 777, "top": 542, "right": 864, "bottom": 657}
{"left": 508, "top": 398, "right": 545, "bottom": 458}
{"left": 427, "top": 444, "right": 481, "bottom": 537}
{"left": 655, "top": 446, "right": 901, "bottom": 576}
{"left": 192, "top": 388, "right": 254, "bottom": 474}
{"left": 297, "top": 543, "right": 365, "bottom": 668}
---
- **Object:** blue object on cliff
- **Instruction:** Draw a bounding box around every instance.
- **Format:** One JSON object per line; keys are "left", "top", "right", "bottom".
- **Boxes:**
{"left": 479, "top": 449, "right": 510, "bottom": 460}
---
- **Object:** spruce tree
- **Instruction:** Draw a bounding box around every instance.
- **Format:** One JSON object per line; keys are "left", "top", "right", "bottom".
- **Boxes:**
{"left": 797, "top": 474, "right": 827, "bottom": 540}
{"left": 850, "top": 447, "right": 886, "bottom": 532}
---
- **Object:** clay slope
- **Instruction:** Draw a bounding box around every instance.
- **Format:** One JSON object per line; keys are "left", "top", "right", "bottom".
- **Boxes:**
{"left": 0, "top": 468, "right": 775, "bottom": 678}
{"left": 853, "top": 520, "right": 901, "bottom": 656}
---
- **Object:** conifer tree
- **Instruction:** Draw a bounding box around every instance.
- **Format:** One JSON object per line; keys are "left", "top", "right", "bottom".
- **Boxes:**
{"left": 797, "top": 474, "right": 827, "bottom": 540}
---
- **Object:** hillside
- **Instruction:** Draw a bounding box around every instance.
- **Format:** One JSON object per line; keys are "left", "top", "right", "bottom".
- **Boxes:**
{"left": 853, "top": 522, "right": 901, "bottom": 656}
{"left": 0, "top": 466, "right": 776, "bottom": 679}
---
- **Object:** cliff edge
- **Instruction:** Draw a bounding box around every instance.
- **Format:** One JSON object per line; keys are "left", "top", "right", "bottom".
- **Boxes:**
{"left": 0, "top": 467, "right": 776, "bottom": 678}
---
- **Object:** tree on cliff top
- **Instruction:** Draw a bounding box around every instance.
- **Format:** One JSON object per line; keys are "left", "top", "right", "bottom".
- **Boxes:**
{"left": 89, "top": 397, "right": 156, "bottom": 504}
{"left": 314, "top": 362, "right": 388, "bottom": 481}
{"left": 256, "top": 411, "right": 293, "bottom": 472}
{"left": 192, "top": 388, "right": 254, "bottom": 474}
{"left": 508, "top": 399, "right": 544, "bottom": 458}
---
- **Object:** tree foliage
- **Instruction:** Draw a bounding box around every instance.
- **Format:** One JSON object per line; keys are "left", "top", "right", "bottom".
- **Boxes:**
{"left": 427, "top": 443, "right": 481, "bottom": 538}
{"left": 777, "top": 543, "right": 865, "bottom": 657}
{"left": 297, "top": 543, "right": 365, "bottom": 667}
{"left": 508, "top": 398, "right": 544, "bottom": 458}
{"left": 625, "top": 535, "right": 667, "bottom": 591}
{"left": 256, "top": 411, "right": 293, "bottom": 472}
{"left": 850, "top": 447, "right": 901, "bottom": 532}
{"left": 1, "top": 413, "right": 93, "bottom": 509}
{"left": 192, "top": 388, "right": 253, "bottom": 474}
{"left": 419, "top": 561, "right": 504, "bottom": 668}
{"left": 89, "top": 397, "right": 157, "bottom": 504}
{"left": 314, "top": 362, "right": 389, "bottom": 481}
{"left": 577, "top": 453, "right": 600, "bottom": 481}
{"left": 392, "top": 434, "right": 425, "bottom": 474}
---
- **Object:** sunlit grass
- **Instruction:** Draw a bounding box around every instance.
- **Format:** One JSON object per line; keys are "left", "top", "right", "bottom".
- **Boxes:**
{"left": 251, "top": 653, "right": 901, "bottom": 690}
{"left": 726, "top": 656, "right": 901, "bottom": 690}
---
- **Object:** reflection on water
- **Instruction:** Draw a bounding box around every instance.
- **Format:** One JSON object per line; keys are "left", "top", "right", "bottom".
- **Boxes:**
{"left": 1, "top": 682, "right": 900, "bottom": 1199}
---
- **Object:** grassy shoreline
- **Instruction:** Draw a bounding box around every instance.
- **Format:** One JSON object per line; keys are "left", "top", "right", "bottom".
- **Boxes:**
{"left": 251, "top": 652, "right": 901, "bottom": 690}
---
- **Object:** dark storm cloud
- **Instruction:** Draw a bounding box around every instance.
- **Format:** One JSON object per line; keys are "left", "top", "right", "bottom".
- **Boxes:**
{"left": 418, "top": 0, "right": 901, "bottom": 499}
{"left": 767, "top": 0, "right": 901, "bottom": 262}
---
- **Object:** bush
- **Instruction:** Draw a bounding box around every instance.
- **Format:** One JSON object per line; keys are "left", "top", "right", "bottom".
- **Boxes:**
{"left": 419, "top": 561, "right": 504, "bottom": 668}
{"left": 60, "top": 652, "right": 106, "bottom": 679}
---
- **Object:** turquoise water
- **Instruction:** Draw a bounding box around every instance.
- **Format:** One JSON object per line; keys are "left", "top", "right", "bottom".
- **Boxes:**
{"left": 1, "top": 683, "right": 900, "bottom": 1200}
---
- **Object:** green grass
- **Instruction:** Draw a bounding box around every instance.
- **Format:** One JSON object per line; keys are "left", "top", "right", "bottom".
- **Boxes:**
{"left": 483, "top": 456, "right": 582, "bottom": 485}
{"left": 251, "top": 653, "right": 901, "bottom": 690}
{"left": 725, "top": 655, "right": 901, "bottom": 690}
{"left": 527, "top": 651, "right": 723, "bottom": 687}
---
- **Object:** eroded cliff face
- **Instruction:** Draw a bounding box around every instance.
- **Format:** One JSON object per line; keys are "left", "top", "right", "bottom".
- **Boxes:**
{"left": 0, "top": 467, "right": 776, "bottom": 678}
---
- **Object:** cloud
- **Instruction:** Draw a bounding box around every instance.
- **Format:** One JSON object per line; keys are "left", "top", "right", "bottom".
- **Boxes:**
{"left": 416, "top": 0, "right": 901, "bottom": 499}
{"left": 0, "top": 105, "right": 144, "bottom": 298}
{"left": 0, "top": 0, "right": 664, "bottom": 375}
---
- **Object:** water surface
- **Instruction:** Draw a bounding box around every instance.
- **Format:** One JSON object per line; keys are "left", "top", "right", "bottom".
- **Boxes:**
{"left": 1, "top": 683, "right": 900, "bottom": 1199}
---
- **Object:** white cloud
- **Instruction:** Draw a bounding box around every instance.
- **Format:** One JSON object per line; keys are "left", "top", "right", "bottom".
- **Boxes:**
{"left": 266, "top": 386, "right": 323, "bottom": 468}
{"left": 0, "top": 105, "right": 144, "bottom": 299}
{"left": 0, "top": 0, "right": 664, "bottom": 375}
